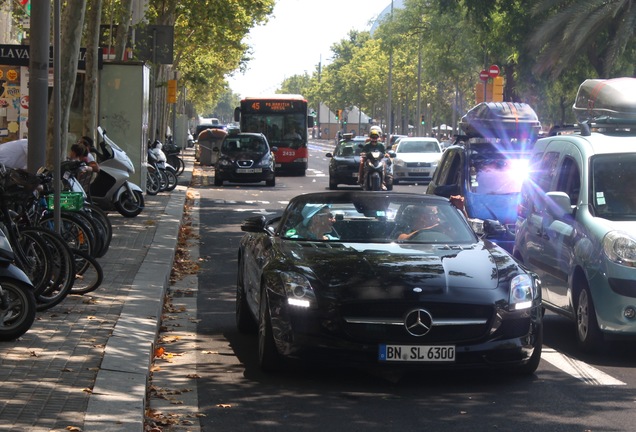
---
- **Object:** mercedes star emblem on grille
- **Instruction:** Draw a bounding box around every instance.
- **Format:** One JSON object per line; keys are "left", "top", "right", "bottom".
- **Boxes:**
{"left": 404, "top": 308, "right": 433, "bottom": 337}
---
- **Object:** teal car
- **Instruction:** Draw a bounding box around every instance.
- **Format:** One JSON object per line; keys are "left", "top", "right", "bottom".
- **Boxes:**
{"left": 514, "top": 78, "right": 636, "bottom": 352}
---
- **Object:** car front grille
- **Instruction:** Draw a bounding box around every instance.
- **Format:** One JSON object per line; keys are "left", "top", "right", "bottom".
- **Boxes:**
{"left": 340, "top": 301, "right": 494, "bottom": 344}
{"left": 237, "top": 160, "right": 254, "bottom": 168}
{"left": 405, "top": 162, "right": 432, "bottom": 168}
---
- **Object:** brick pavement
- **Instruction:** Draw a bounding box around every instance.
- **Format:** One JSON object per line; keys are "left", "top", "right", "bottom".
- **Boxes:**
{"left": 0, "top": 151, "right": 193, "bottom": 432}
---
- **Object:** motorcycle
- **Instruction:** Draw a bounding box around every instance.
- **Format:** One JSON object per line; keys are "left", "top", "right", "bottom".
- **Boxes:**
{"left": 0, "top": 222, "right": 36, "bottom": 341}
{"left": 360, "top": 148, "right": 395, "bottom": 191}
{"left": 149, "top": 140, "right": 178, "bottom": 191}
{"left": 91, "top": 127, "right": 144, "bottom": 217}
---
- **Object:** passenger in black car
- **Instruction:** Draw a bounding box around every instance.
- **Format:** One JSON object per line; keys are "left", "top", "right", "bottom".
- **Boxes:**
{"left": 286, "top": 204, "right": 339, "bottom": 240}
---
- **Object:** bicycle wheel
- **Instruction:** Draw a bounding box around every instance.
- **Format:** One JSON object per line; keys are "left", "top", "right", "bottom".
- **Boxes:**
{"left": 20, "top": 227, "right": 75, "bottom": 311}
{"left": 68, "top": 210, "right": 104, "bottom": 258}
{"left": 168, "top": 155, "right": 184, "bottom": 176}
{"left": 13, "top": 228, "right": 52, "bottom": 297}
{"left": 39, "top": 212, "right": 97, "bottom": 257}
{"left": 84, "top": 203, "right": 113, "bottom": 250}
{"left": 83, "top": 206, "right": 112, "bottom": 257}
{"left": 70, "top": 248, "right": 103, "bottom": 295}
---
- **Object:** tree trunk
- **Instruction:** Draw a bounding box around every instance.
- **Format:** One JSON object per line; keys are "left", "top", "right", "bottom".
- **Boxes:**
{"left": 114, "top": 0, "right": 134, "bottom": 60}
{"left": 83, "top": 0, "right": 103, "bottom": 143}
{"left": 47, "top": 0, "right": 87, "bottom": 167}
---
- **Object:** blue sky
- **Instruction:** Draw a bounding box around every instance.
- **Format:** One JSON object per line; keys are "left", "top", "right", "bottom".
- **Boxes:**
{"left": 226, "top": 0, "right": 396, "bottom": 98}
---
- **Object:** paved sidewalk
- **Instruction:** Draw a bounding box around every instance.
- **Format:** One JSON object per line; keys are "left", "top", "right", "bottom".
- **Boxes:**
{"left": 0, "top": 150, "right": 194, "bottom": 432}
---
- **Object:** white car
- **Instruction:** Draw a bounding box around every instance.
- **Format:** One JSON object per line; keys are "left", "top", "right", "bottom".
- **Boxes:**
{"left": 392, "top": 137, "right": 442, "bottom": 184}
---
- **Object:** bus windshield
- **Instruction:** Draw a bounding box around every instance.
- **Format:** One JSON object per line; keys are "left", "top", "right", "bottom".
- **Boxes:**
{"left": 237, "top": 95, "right": 311, "bottom": 175}
{"left": 244, "top": 113, "right": 308, "bottom": 149}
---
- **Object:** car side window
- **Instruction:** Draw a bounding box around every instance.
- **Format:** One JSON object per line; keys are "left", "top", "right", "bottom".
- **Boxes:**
{"left": 435, "top": 150, "right": 458, "bottom": 186}
{"left": 531, "top": 151, "right": 560, "bottom": 193}
{"left": 555, "top": 156, "right": 581, "bottom": 206}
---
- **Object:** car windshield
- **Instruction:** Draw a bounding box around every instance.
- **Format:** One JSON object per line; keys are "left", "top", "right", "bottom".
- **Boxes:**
{"left": 398, "top": 140, "right": 440, "bottom": 153}
{"left": 279, "top": 195, "right": 476, "bottom": 244}
{"left": 469, "top": 152, "right": 530, "bottom": 195}
{"left": 336, "top": 144, "right": 363, "bottom": 157}
{"left": 222, "top": 137, "right": 267, "bottom": 154}
{"left": 592, "top": 153, "right": 636, "bottom": 220}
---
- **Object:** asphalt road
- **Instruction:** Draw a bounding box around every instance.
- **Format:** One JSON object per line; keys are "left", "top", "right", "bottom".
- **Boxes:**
{"left": 157, "top": 139, "right": 636, "bottom": 432}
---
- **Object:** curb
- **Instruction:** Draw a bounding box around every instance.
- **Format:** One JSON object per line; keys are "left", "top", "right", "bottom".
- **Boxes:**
{"left": 83, "top": 164, "right": 191, "bottom": 431}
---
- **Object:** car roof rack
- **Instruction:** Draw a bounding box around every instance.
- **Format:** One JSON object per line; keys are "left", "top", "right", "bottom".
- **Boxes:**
{"left": 573, "top": 78, "right": 636, "bottom": 136}
{"left": 459, "top": 102, "right": 541, "bottom": 141}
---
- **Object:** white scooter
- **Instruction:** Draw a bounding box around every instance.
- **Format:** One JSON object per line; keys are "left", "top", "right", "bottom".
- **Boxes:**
{"left": 90, "top": 127, "right": 144, "bottom": 217}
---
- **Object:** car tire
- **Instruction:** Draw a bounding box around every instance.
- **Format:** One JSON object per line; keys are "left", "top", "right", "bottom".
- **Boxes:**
{"left": 575, "top": 283, "right": 603, "bottom": 352}
{"left": 266, "top": 177, "right": 276, "bottom": 187}
{"left": 258, "top": 287, "right": 282, "bottom": 372}
{"left": 214, "top": 176, "right": 223, "bottom": 186}
{"left": 329, "top": 178, "right": 338, "bottom": 190}
{"left": 236, "top": 260, "right": 257, "bottom": 334}
{"left": 511, "top": 324, "right": 542, "bottom": 376}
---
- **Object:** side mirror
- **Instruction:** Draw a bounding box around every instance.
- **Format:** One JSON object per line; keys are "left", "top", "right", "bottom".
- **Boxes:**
{"left": 326, "top": 153, "right": 333, "bottom": 158}
{"left": 483, "top": 219, "right": 507, "bottom": 236}
{"left": 387, "top": 150, "right": 396, "bottom": 158}
{"left": 546, "top": 191, "right": 573, "bottom": 217}
{"left": 241, "top": 215, "right": 267, "bottom": 233}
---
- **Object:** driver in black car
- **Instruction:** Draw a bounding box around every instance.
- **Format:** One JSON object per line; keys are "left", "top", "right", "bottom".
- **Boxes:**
{"left": 397, "top": 205, "right": 443, "bottom": 240}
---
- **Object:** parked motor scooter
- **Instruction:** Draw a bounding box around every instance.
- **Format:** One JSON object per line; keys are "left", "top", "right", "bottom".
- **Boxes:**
{"left": 0, "top": 226, "right": 36, "bottom": 341}
{"left": 90, "top": 127, "right": 144, "bottom": 217}
{"left": 149, "top": 139, "right": 178, "bottom": 191}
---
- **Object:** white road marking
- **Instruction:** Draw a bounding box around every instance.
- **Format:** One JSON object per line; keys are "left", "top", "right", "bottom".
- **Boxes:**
{"left": 542, "top": 348, "right": 626, "bottom": 385}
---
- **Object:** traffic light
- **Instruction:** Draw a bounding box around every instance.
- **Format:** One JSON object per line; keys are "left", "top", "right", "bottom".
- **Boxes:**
{"left": 335, "top": 109, "right": 342, "bottom": 121}
{"left": 420, "top": 114, "right": 426, "bottom": 125}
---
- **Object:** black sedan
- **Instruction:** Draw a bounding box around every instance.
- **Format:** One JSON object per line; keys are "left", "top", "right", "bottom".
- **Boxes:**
{"left": 214, "top": 131, "right": 276, "bottom": 186}
{"left": 236, "top": 191, "right": 543, "bottom": 374}
{"left": 326, "top": 137, "right": 366, "bottom": 189}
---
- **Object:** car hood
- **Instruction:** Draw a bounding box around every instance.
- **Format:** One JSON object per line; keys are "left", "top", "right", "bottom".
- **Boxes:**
{"left": 279, "top": 241, "right": 510, "bottom": 299}
{"left": 466, "top": 193, "right": 519, "bottom": 225}
{"left": 333, "top": 155, "right": 361, "bottom": 163}
{"left": 395, "top": 153, "right": 441, "bottom": 163}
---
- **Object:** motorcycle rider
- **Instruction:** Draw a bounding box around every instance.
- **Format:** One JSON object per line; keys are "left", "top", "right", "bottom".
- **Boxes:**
{"left": 358, "top": 129, "right": 389, "bottom": 188}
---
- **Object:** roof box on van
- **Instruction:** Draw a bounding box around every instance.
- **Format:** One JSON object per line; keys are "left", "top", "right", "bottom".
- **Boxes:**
{"left": 459, "top": 102, "right": 541, "bottom": 140}
{"left": 573, "top": 78, "right": 636, "bottom": 124}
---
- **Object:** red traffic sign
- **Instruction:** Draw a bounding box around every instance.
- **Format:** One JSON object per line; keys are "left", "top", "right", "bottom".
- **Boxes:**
{"left": 488, "top": 64, "right": 500, "bottom": 78}
{"left": 479, "top": 70, "right": 489, "bottom": 81}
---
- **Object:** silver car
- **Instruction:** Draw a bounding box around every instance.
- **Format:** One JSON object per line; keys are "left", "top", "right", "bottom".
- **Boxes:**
{"left": 392, "top": 137, "right": 442, "bottom": 184}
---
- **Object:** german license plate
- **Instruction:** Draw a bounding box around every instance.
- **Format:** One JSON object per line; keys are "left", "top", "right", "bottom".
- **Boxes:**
{"left": 411, "top": 168, "right": 429, "bottom": 173}
{"left": 378, "top": 344, "right": 455, "bottom": 362}
{"left": 236, "top": 168, "right": 262, "bottom": 173}
{"left": 275, "top": 163, "right": 282, "bottom": 168}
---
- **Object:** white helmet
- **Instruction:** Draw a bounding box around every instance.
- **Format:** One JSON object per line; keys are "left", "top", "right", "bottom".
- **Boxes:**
{"left": 370, "top": 125, "right": 383, "bottom": 136}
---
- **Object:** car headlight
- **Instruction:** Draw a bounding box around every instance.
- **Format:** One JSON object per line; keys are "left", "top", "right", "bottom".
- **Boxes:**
{"left": 255, "top": 157, "right": 270, "bottom": 168}
{"left": 219, "top": 159, "right": 232, "bottom": 167}
{"left": 280, "top": 272, "right": 316, "bottom": 308}
{"left": 603, "top": 231, "right": 636, "bottom": 267}
{"left": 393, "top": 159, "right": 405, "bottom": 167}
{"left": 509, "top": 274, "right": 535, "bottom": 310}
